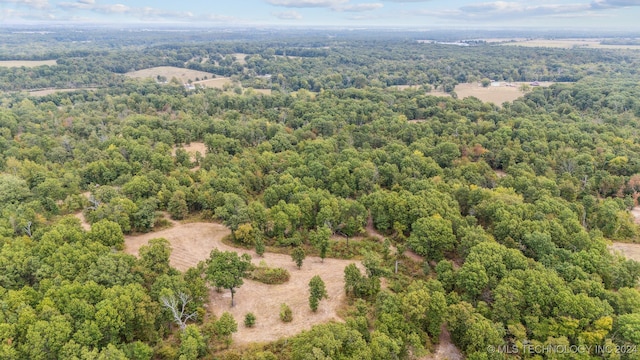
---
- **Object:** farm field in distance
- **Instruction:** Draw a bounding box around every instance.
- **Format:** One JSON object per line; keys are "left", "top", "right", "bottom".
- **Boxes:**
{"left": 500, "top": 38, "right": 640, "bottom": 49}
{"left": 432, "top": 81, "right": 555, "bottom": 105}
{"left": 125, "top": 66, "right": 214, "bottom": 83}
{"left": 0, "top": 59, "right": 57, "bottom": 67}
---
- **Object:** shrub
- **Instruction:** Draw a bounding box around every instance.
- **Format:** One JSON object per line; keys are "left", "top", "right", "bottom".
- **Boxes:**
{"left": 280, "top": 303, "right": 293, "bottom": 322}
{"left": 249, "top": 261, "right": 290, "bottom": 285}
{"left": 244, "top": 312, "right": 256, "bottom": 327}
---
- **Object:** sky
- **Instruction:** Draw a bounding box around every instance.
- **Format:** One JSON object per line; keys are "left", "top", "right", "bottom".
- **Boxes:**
{"left": 1, "top": 0, "right": 640, "bottom": 30}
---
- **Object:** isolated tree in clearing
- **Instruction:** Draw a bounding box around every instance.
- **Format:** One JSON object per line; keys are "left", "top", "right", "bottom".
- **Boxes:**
{"left": 291, "top": 247, "right": 306, "bottom": 269}
{"left": 205, "top": 249, "right": 252, "bottom": 307}
{"left": 309, "top": 275, "right": 329, "bottom": 312}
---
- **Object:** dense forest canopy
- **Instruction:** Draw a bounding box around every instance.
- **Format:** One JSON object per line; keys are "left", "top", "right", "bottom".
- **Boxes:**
{"left": 0, "top": 27, "right": 639, "bottom": 360}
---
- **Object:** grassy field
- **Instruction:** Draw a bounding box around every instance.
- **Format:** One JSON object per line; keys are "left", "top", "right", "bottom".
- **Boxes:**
{"left": 125, "top": 66, "right": 213, "bottom": 83}
{"left": 192, "top": 77, "right": 233, "bottom": 89}
{"left": 232, "top": 53, "right": 248, "bottom": 65}
{"left": 431, "top": 82, "right": 554, "bottom": 106}
{"left": 500, "top": 39, "right": 640, "bottom": 50}
{"left": 0, "top": 60, "right": 57, "bottom": 67}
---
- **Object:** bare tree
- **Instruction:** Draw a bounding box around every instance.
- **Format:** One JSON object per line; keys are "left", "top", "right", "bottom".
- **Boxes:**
{"left": 160, "top": 292, "right": 197, "bottom": 331}
{"left": 23, "top": 221, "right": 32, "bottom": 237}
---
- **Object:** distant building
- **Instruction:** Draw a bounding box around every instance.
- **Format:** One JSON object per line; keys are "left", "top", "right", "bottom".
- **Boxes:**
{"left": 530, "top": 81, "right": 540, "bottom": 86}
{"left": 491, "top": 81, "right": 501, "bottom": 87}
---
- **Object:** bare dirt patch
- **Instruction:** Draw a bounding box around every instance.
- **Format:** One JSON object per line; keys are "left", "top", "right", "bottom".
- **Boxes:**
{"left": 74, "top": 212, "right": 91, "bottom": 231}
{"left": 422, "top": 325, "right": 463, "bottom": 360}
{"left": 123, "top": 222, "right": 361, "bottom": 345}
{"left": 610, "top": 243, "right": 640, "bottom": 262}
{"left": 495, "top": 169, "right": 507, "bottom": 178}
{"left": 172, "top": 141, "right": 207, "bottom": 162}
{"left": 125, "top": 66, "right": 213, "bottom": 83}
{"left": 0, "top": 60, "right": 57, "bottom": 67}
{"left": 124, "top": 222, "right": 230, "bottom": 272}
{"left": 630, "top": 207, "right": 640, "bottom": 225}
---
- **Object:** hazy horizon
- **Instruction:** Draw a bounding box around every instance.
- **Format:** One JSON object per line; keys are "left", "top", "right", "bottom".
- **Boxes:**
{"left": 1, "top": 0, "right": 640, "bottom": 31}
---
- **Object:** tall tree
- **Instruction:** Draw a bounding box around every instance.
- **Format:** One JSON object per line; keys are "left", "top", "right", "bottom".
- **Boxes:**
{"left": 309, "top": 275, "right": 329, "bottom": 312}
{"left": 205, "top": 250, "right": 252, "bottom": 307}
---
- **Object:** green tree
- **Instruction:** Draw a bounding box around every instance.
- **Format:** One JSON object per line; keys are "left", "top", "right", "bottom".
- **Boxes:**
{"left": 456, "top": 260, "right": 489, "bottom": 301}
{"left": 167, "top": 190, "right": 188, "bottom": 220}
{"left": 310, "top": 225, "right": 331, "bottom": 263}
{"left": 408, "top": 215, "right": 456, "bottom": 261}
{"left": 214, "top": 312, "right": 237, "bottom": 348}
{"left": 244, "top": 312, "right": 256, "bottom": 327}
{"left": 280, "top": 303, "right": 293, "bottom": 322}
{"left": 291, "top": 247, "right": 306, "bottom": 269}
{"left": 88, "top": 219, "right": 125, "bottom": 249}
{"left": 179, "top": 325, "right": 206, "bottom": 360}
{"left": 138, "top": 238, "right": 173, "bottom": 280}
{"left": 309, "top": 275, "right": 329, "bottom": 312}
{"left": 215, "top": 193, "right": 249, "bottom": 239}
{"left": 255, "top": 237, "right": 265, "bottom": 257}
{"left": 205, "top": 249, "right": 252, "bottom": 307}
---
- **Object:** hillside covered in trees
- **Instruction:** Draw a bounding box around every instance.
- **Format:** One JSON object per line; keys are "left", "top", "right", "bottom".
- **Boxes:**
{"left": 0, "top": 28, "right": 639, "bottom": 359}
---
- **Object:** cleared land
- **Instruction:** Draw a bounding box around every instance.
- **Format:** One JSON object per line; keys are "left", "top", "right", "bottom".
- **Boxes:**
{"left": 0, "top": 60, "right": 57, "bottom": 67}
{"left": 123, "top": 222, "right": 361, "bottom": 345}
{"left": 501, "top": 39, "right": 640, "bottom": 50}
{"left": 444, "top": 82, "right": 552, "bottom": 105}
{"left": 608, "top": 207, "right": 640, "bottom": 262}
{"left": 125, "top": 66, "right": 213, "bottom": 83}
{"left": 232, "top": 53, "right": 248, "bottom": 65}
{"left": 611, "top": 243, "right": 640, "bottom": 262}
{"left": 172, "top": 141, "right": 207, "bottom": 161}
{"left": 192, "top": 77, "right": 233, "bottom": 89}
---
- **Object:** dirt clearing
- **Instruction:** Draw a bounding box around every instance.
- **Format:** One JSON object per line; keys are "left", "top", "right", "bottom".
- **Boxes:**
{"left": 610, "top": 207, "right": 640, "bottom": 262}
{"left": 172, "top": 141, "right": 206, "bottom": 162}
{"left": 0, "top": 60, "right": 57, "bottom": 67}
{"left": 74, "top": 212, "right": 91, "bottom": 231}
{"left": 126, "top": 66, "right": 212, "bottom": 83}
{"left": 123, "top": 222, "right": 361, "bottom": 345}
{"left": 610, "top": 243, "right": 640, "bottom": 262}
{"left": 422, "top": 325, "right": 463, "bottom": 360}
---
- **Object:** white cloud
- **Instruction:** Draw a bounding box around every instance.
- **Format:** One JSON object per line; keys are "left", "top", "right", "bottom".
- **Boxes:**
{"left": 591, "top": 0, "right": 640, "bottom": 8}
{"left": 55, "top": 1, "right": 241, "bottom": 22}
{"left": 272, "top": 10, "right": 303, "bottom": 19}
{"left": 333, "top": 3, "right": 383, "bottom": 12}
{"left": 266, "top": 0, "right": 348, "bottom": 8}
{"left": 0, "top": 0, "right": 48, "bottom": 9}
